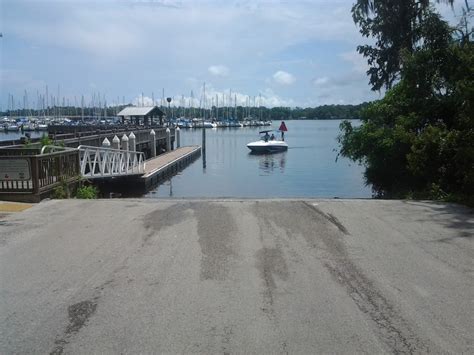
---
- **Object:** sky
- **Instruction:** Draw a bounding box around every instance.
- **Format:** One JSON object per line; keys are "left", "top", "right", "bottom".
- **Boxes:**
{"left": 0, "top": 0, "right": 466, "bottom": 109}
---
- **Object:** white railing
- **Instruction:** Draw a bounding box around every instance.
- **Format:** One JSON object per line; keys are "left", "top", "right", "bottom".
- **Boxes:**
{"left": 77, "top": 145, "right": 146, "bottom": 179}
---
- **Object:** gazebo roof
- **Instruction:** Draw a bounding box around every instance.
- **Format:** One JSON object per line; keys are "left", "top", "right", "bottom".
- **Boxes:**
{"left": 117, "top": 106, "right": 163, "bottom": 117}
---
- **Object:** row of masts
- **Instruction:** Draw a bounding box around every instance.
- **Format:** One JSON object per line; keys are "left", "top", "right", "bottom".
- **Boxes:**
{"left": 3, "top": 85, "right": 269, "bottom": 121}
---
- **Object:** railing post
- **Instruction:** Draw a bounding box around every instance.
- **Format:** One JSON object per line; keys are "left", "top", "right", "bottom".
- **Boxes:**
{"left": 150, "top": 129, "right": 156, "bottom": 157}
{"left": 31, "top": 156, "right": 39, "bottom": 194}
{"left": 102, "top": 137, "right": 111, "bottom": 147}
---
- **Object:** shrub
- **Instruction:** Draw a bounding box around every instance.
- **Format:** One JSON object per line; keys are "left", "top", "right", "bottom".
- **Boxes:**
{"left": 52, "top": 180, "right": 70, "bottom": 199}
{"left": 76, "top": 185, "right": 99, "bottom": 199}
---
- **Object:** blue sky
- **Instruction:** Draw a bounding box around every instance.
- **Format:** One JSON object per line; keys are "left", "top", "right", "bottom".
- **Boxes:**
{"left": 0, "top": 0, "right": 466, "bottom": 109}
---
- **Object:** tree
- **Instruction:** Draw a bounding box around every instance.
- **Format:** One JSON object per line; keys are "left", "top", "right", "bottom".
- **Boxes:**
{"left": 353, "top": 0, "right": 454, "bottom": 91}
{"left": 340, "top": 4, "right": 474, "bottom": 205}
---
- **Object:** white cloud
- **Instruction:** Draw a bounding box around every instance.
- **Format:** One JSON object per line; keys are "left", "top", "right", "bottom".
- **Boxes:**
{"left": 208, "top": 65, "right": 229, "bottom": 77}
{"left": 2, "top": 0, "right": 389, "bottom": 108}
{"left": 273, "top": 71, "right": 295, "bottom": 85}
{"left": 132, "top": 95, "right": 156, "bottom": 106}
{"left": 132, "top": 84, "right": 295, "bottom": 109}
{"left": 312, "top": 77, "right": 329, "bottom": 86}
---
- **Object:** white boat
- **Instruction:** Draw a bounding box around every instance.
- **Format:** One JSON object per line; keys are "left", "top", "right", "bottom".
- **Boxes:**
{"left": 5, "top": 124, "right": 20, "bottom": 132}
{"left": 204, "top": 121, "right": 217, "bottom": 128}
{"left": 247, "top": 130, "right": 288, "bottom": 153}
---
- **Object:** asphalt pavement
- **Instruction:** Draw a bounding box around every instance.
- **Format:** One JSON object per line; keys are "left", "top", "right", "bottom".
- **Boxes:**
{"left": 1, "top": 199, "right": 472, "bottom": 354}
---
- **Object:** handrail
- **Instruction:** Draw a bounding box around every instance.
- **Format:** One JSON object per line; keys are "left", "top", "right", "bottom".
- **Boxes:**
{"left": 40, "top": 145, "right": 77, "bottom": 155}
{"left": 77, "top": 145, "right": 146, "bottom": 179}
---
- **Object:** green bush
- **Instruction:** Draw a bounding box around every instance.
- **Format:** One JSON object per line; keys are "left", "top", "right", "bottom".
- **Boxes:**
{"left": 52, "top": 180, "right": 70, "bottom": 199}
{"left": 76, "top": 185, "right": 99, "bottom": 199}
{"left": 40, "top": 133, "right": 52, "bottom": 147}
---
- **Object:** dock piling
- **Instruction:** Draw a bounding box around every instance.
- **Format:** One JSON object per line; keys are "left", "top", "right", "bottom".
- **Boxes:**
{"left": 112, "top": 135, "right": 120, "bottom": 150}
{"left": 176, "top": 127, "right": 181, "bottom": 148}
{"left": 121, "top": 134, "right": 129, "bottom": 151}
{"left": 202, "top": 126, "right": 206, "bottom": 155}
{"left": 129, "top": 132, "right": 136, "bottom": 152}
{"left": 150, "top": 130, "right": 156, "bottom": 157}
{"left": 102, "top": 137, "right": 111, "bottom": 147}
{"left": 166, "top": 128, "right": 171, "bottom": 152}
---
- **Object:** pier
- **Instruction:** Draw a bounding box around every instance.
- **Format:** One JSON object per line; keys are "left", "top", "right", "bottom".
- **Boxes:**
{"left": 0, "top": 128, "right": 199, "bottom": 202}
{"left": 142, "top": 146, "right": 201, "bottom": 190}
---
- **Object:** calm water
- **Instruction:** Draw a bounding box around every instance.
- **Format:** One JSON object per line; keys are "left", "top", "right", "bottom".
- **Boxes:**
{"left": 145, "top": 120, "right": 372, "bottom": 198}
{"left": 0, "top": 131, "right": 46, "bottom": 141}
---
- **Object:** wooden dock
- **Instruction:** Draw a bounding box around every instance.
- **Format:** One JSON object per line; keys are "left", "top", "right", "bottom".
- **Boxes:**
{"left": 142, "top": 146, "right": 201, "bottom": 189}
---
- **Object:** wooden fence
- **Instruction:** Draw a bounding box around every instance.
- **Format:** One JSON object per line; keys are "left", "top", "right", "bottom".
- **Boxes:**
{"left": 0, "top": 148, "right": 80, "bottom": 202}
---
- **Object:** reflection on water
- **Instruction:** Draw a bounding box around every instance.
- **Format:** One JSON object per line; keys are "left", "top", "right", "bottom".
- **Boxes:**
{"left": 248, "top": 152, "right": 287, "bottom": 174}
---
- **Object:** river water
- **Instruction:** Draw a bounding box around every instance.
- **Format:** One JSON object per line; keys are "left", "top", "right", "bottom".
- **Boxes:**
{"left": 145, "top": 120, "right": 372, "bottom": 198}
{"left": 0, "top": 120, "right": 372, "bottom": 198}
{"left": 0, "top": 131, "right": 46, "bottom": 141}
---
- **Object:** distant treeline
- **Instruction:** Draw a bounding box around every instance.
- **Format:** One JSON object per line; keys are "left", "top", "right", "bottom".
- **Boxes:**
{"left": 0, "top": 102, "right": 369, "bottom": 121}
{"left": 266, "top": 103, "right": 370, "bottom": 120}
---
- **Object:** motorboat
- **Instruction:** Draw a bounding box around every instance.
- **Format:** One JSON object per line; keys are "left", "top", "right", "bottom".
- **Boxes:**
{"left": 247, "top": 130, "right": 288, "bottom": 153}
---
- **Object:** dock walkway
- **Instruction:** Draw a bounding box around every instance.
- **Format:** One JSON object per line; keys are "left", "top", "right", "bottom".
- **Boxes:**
{"left": 142, "top": 146, "right": 201, "bottom": 188}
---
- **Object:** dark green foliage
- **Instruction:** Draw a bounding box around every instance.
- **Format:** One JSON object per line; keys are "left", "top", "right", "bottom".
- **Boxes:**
{"left": 40, "top": 133, "right": 52, "bottom": 147}
{"left": 52, "top": 179, "right": 71, "bottom": 199}
{"left": 76, "top": 185, "right": 98, "bottom": 199}
{"left": 352, "top": 0, "right": 455, "bottom": 91}
{"left": 339, "top": 5, "right": 473, "bottom": 205}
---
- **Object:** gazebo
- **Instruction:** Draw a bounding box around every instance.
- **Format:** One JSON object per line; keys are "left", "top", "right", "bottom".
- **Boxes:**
{"left": 117, "top": 106, "right": 165, "bottom": 126}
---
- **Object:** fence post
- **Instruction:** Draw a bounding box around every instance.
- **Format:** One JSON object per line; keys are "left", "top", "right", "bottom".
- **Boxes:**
{"left": 31, "top": 156, "right": 39, "bottom": 194}
{"left": 102, "top": 137, "right": 111, "bottom": 147}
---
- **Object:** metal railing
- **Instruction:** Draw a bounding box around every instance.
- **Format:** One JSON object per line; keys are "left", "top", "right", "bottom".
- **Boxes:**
{"left": 77, "top": 145, "right": 146, "bottom": 179}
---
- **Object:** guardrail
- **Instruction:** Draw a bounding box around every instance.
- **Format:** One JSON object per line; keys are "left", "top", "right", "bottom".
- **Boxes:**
{"left": 77, "top": 145, "right": 146, "bottom": 179}
{"left": 0, "top": 148, "right": 80, "bottom": 197}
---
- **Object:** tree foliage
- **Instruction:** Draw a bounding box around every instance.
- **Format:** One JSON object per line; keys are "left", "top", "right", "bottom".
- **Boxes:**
{"left": 340, "top": 3, "right": 474, "bottom": 205}
{"left": 353, "top": 0, "right": 455, "bottom": 91}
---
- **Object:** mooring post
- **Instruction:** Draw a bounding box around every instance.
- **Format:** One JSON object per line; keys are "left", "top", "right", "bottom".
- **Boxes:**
{"left": 102, "top": 137, "right": 111, "bottom": 147}
{"left": 202, "top": 125, "right": 206, "bottom": 156}
{"left": 112, "top": 135, "right": 120, "bottom": 150}
{"left": 176, "top": 126, "right": 181, "bottom": 148}
{"left": 129, "top": 132, "right": 136, "bottom": 152}
{"left": 121, "top": 134, "right": 129, "bottom": 169}
{"left": 150, "top": 129, "right": 156, "bottom": 157}
{"left": 121, "top": 134, "right": 129, "bottom": 151}
{"left": 166, "top": 128, "right": 171, "bottom": 152}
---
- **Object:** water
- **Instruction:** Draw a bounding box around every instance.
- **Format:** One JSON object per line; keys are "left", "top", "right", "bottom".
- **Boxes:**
{"left": 146, "top": 120, "right": 372, "bottom": 198}
{"left": 0, "top": 131, "right": 47, "bottom": 141}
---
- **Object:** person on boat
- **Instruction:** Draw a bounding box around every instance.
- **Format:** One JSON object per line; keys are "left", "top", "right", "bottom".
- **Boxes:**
{"left": 263, "top": 132, "right": 270, "bottom": 142}
{"left": 270, "top": 133, "right": 275, "bottom": 140}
